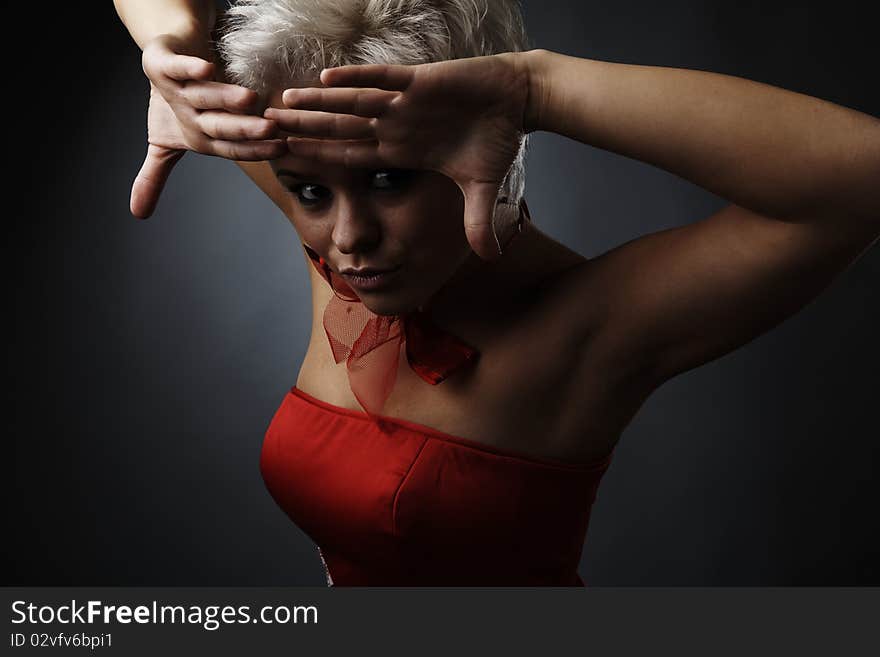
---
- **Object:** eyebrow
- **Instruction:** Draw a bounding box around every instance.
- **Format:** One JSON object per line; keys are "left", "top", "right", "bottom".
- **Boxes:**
{"left": 276, "top": 168, "right": 318, "bottom": 180}
{"left": 276, "top": 167, "right": 415, "bottom": 182}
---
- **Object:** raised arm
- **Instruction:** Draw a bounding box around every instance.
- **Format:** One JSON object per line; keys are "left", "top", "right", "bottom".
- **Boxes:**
{"left": 520, "top": 50, "right": 880, "bottom": 386}
{"left": 526, "top": 50, "right": 878, "bottom": 229}
{"left": 113, "top": 0, "right": 215, "bottom": 50}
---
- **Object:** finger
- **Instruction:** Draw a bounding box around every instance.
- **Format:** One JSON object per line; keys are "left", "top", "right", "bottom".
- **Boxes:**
{"left": 264, "top": 108, "right": 375, "bottom": 140}
{"left": 130, "top": 145, "right": 185, "bottom": 219}
{"left": 208, "top": 139, "right": 288, "bottom": 161}
{"left": 179, "top": 80, "right": 259, "bottom": 112}
{"left": 320, "top": 63, "right": 415, "bottom": 92}
{"left": 285, "top": 137, "right": 385, "bottom": 168}
{"left": 143, "top": 38, "right": 214, "bottom": 83}
{"left": 280, "top": 87, "right": 396, "bottom": 118}
{"left": 162, "top": 53, "right": 215, "bottom": 82}
{"left": 460, "top": 181, "right": 505, "bottom": 261}
{"left": 196, "top": 110, "right": 279, "bottom": 140}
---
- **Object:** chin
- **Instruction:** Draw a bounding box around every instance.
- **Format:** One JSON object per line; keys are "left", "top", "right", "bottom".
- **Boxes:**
{"left": 359, "top": 291, "right": 424, "bottom": 317}
{"left": 361, "top": 298, "right": 412, "bottom": 317}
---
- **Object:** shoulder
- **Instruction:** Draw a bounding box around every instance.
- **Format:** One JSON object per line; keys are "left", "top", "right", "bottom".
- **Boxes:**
{"left": 487, "top": 243, "right": 662, "bottom": 460}
{"left": 463, "top": 249, "right": 647, "bottom": 464}
{"left": 461, "top": 231, "right": 598, "bottom": 389}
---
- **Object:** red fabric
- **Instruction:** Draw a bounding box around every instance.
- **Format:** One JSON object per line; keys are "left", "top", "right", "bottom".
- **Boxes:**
{"left": 307, "top": 249, "right": 480, "bottom": 419}
{"left": 260, "top": 386, "right": 614, "bottom": 586}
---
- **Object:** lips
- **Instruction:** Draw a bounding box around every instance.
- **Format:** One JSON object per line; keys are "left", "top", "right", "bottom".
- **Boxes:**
{"left": 340, "top": 266, "right": 398, "bottom": 276}
{"left": 339, "top": 264, "right": 402, "bottom": 291}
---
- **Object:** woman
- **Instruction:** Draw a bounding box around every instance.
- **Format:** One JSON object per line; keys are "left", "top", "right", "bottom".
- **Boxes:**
{"left": 113, "top": 0, "right": 880, "bottom": 586}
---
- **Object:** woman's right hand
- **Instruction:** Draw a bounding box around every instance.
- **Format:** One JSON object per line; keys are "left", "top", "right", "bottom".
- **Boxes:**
{"left": 132, "top": 33, "right": 287, "bottom": 218}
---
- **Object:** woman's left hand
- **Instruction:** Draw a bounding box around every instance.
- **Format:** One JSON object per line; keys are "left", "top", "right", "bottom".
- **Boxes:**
{"left": 263, "top": 52, "right": 533, "bottom": 260}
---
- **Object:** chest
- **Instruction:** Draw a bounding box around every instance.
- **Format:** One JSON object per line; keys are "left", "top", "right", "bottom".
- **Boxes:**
{"left": 260, "top": 388, "right": 610, "bottom": 584}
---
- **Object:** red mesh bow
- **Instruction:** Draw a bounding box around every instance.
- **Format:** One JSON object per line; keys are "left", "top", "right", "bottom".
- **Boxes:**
{"left": 305, "top": 248, "right": 480, "bottom": 420}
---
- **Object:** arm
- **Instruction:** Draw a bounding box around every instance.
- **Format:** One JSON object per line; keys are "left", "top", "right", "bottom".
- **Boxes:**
{"left": 526, "top": 50, "right": 879, "bottom": 230}
{"left": 113, "top": 0, "right": 215, "bottom": 51}
{"left": 522, "top": 49, "right": 880, "bottom": 384}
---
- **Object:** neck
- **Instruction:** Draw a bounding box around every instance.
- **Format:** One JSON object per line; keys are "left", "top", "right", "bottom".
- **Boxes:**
{"left": 417, "top": 221, "right": 543, "bottom": 325}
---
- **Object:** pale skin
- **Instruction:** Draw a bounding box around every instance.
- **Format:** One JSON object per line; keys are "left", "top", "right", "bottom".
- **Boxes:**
{"left": 115, "top": 1, "right": 880, "bottom": 466}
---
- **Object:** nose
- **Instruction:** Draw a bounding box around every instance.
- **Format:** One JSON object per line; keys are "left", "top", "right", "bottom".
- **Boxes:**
{"left": 330, "top": 193, "right": 381, "bottom": 255}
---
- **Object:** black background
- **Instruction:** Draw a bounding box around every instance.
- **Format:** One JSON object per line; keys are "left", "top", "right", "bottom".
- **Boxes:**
{"left": 8, "top": 0, "right": 878, "bottom": 585}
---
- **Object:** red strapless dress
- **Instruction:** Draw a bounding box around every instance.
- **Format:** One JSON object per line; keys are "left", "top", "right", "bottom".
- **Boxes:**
{"left": 259, "top": 385, "right": 615, "bottom": 586}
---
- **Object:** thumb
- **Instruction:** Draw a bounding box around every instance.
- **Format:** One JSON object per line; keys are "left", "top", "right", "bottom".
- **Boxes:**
{"left": 129, "top": 144, "right": 185, "bottom": 219}
{"left": 461, "top": 181, "right": 505, "bottom": 261}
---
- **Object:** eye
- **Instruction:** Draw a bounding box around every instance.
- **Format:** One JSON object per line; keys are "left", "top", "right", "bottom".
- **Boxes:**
{"left": 289, "top": 183, "right": 329, "bottom": 207}
{"left": 372, "top": 169, "right": 415, "bottom": 190}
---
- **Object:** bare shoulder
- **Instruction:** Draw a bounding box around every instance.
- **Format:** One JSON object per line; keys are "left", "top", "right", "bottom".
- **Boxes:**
{"left": 469, "top": 230, "right": 658, "bottom": 462}
{"left": 546, "top": 254, "right": 664, "bottom": 455}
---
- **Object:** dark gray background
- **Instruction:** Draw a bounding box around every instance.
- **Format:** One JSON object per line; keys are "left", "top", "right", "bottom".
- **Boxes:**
{"left": 9, "top": 0, "right": 878, "bottom": 585}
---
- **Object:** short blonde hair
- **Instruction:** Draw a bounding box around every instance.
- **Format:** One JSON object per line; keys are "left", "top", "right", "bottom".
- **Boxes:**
{"left": 217, "top": 0, "right": 533, "bottom": 209}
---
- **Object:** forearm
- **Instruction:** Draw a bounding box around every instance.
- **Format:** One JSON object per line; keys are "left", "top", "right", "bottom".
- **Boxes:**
{"left": 113, "top": 0, "right": 216, "bottom": 51}
{"left": 524, "top": 49, "right": 880, "bottom": 230}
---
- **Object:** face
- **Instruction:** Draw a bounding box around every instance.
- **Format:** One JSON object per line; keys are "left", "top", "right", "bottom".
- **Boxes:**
{"left": 267, "top": 90, "right": 473, "bottom": 316}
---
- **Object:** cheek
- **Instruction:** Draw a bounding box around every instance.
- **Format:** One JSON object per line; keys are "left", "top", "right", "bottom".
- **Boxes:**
{"left": 398, "top": 207, "right": 471, "bottom": 298}
{"left": 395, "top": 210, "right": 466, "bottom": 285}
{"left": 400, "top": 180, "right": 467, "bottom": 251}
{"left": 289, "top": 216, "right": 332, "bottom": 253}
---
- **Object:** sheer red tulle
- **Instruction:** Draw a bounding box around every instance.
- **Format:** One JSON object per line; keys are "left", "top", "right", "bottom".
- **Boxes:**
{"left": 304, "top": 198, "right": 530, "bottom": 420}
